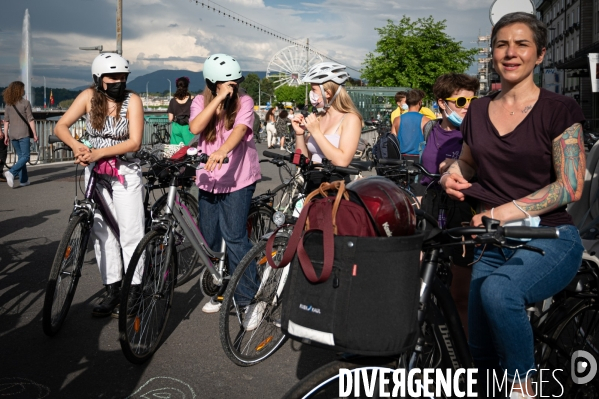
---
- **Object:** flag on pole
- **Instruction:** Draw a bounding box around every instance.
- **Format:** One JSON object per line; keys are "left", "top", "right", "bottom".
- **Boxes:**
{"left": 50, "top": 90, "right": 54, "bottom": 106}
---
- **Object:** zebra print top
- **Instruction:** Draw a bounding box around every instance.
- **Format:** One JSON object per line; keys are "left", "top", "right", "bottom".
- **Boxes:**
{"left": 86, "top": 93, "right": 132, "bottom": 149}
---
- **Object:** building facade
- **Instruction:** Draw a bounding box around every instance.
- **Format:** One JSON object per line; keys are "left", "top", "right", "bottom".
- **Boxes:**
{"left": 536, "top": 0, "right": 598, "bottom": 127}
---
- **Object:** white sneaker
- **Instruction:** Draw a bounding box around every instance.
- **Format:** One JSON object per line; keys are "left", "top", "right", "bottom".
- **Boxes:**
{"left": 4, "top": 171, "right": 15, "bottom": 188}
{"left": 201, "top": 297, "right": 221, "bottom": 313}
{"left": 243, "top": 301, "right": 267, "bottom": 331}
{"left": 20, "top": 181, "right": 31, "bottom": 187}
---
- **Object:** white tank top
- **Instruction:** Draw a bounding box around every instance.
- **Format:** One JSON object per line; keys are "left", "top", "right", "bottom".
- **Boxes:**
{"left": 305, "top": 115, "right": 345, "bottom": 163}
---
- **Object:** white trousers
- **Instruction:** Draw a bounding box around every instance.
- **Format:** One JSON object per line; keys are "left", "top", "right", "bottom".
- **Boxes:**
{"left": 85, "top": 162, "right": 145, "bottom": 285}
{"left": 266, "top": 123, "right": 277, "bottom": 147}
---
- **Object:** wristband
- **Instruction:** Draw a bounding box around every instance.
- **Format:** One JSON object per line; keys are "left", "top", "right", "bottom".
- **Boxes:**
{"left": 295, "top": 133, "right": 305, "bottom": 136}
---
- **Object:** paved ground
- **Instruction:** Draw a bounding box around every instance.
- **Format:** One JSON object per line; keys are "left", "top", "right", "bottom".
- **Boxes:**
{"left": 0, "top": 141, "right": 351, "bottom": 399}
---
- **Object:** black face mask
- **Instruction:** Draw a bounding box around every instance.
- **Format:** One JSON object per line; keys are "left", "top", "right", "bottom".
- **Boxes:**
{"left": 101, "top": 82, "right": 127, "bottom": 102}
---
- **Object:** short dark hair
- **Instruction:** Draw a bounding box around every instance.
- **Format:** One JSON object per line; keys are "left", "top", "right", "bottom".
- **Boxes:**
{"left": 394, "top": 91, "right": 407, "bottom": 103}
{"left": 406, "top": 89, "right": 425, "bottom": 106}
{"left": 279, "top": 110, "right": 288, "bottom": 119}
{"left": 433, "top": 73, "right": 479, "bottom": 101}
{"left": 491, "top": 12, "right": 547, "bottom": 57}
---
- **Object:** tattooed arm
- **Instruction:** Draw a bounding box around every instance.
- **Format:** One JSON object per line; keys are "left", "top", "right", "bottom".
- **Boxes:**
{"left": 471, "top": 123, "right": 586, "bottom": 225}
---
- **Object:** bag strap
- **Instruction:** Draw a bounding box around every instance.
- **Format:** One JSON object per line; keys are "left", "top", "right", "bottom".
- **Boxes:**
{"left": 11, "top": 105, "right": 34, "bottom": 137}
{"left": 265, "top": 199, "right": 314, "bottom": 269}
{"left": 296, "top": 199, "right": 335, "bottom": 283}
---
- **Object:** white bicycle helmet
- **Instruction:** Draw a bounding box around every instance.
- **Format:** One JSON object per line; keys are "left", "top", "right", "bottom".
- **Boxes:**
{"left": 302, "top": 62, "right": 349, "bottom": 85}
{"left": 302, "top": 62, "right": 349, "bottom": 110}
{"left": 203, "top": 54, "right": 244, "bottom": 94}
{"left": 91, "top": 53, "right": 130, "bottom": 88}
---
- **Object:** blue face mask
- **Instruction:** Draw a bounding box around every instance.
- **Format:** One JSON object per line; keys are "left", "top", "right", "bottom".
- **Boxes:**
{"left": 444, "top": 102, "right": 463, "bottom": 127}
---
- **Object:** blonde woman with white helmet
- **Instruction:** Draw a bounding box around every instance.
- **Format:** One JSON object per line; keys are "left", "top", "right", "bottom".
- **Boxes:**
{"left": 54, "top": 53, "right": 144, "bottom": 317}
{"left": 189, "top": 54, "right": 262, "bottom": 318}
{"left": 292, "top": 62, "right": 362, "bottom": 169}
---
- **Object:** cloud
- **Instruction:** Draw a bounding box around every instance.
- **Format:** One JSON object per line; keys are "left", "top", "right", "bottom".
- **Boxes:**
{"left": 0, "top": 0, "right": 493, "bottom": 88}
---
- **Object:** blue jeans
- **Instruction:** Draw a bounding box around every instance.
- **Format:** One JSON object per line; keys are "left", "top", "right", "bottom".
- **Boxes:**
{"left": 469, "top": 225, "right": 583, "bottom": 384}
{"left": 9, "top": 138, "right": 30, "bottom": 183}
{"left": 198, "top": 183, "right": 258, "bottom": 306}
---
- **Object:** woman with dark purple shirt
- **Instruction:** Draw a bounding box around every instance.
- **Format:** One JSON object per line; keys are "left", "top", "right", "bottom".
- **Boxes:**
{"left": 441, "top": 13, "right": 585, "bottom": 398}
{"left": 420, "top": 73, "right": 479, "bottom": 334}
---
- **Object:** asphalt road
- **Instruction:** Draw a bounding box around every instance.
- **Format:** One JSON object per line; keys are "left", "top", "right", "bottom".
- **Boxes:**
{"left": 0, "top": 141, "right": 345, "bottom": 399}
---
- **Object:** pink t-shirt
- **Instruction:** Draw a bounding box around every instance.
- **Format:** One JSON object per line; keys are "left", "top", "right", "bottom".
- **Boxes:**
{"left": 190, "top": 94, "right": 261, "bottom": 193}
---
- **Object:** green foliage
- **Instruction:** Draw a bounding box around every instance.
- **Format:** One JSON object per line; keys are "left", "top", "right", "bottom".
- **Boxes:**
{"left": 362, "top": 16, "right": 478, "bottom": 97}
{"left": 58, "top": 99, "right": 75, "bottom": 109}
{"left": 240, "top": 74, "right": 276, "bottom": 106}
{"left": 274, "top": 84, "right": 306, "bottom": 106}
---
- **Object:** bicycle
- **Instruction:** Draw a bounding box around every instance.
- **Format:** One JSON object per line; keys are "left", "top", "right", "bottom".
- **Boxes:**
{"left": 28, "top": 138, "right": 40, "bottom": 165}
{"left": 119, "top": 149, "right": 262, "bottom": 364}
{"left": 41, "top": 138, "right": 195, "bottom": 336}
{"left": 151, "top": 123, "right": 170, "bottom": 145}
{"left": 282, "top": 216, "right": 598, "bottom": 398}
{"left": 218, "top": 153, "right": 371, "bottom": 367}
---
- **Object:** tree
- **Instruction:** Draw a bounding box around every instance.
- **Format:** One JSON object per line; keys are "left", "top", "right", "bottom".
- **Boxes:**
{"left": 274, "top": 84, "right": 306, "bottom": 106}
{"left": 240, "top": 73, "right": 260, "bottom": 105}
{"left": 259, "top": 77, "right": 275, "bottom": 106}
{"left": 362, "top": 16, "right": 478, "bottom": 97}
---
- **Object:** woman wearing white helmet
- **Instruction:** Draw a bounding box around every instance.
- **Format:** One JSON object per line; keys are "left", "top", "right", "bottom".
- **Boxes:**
{"left": 54, "top": 53, "right": 144, "bottom": 317}
{"left": 189, "top": 54, "right": 262, "bottom": 319}
{"left": 292, "top": 62, "right": 362, "bottom": 168}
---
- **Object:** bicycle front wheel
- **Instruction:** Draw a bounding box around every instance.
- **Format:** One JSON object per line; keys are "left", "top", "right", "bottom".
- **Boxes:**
{"left": 42, "top": 214, "right": 90, "bottom": 336}
{"left": 152, "top": 190, "right": 200, "bottom": 287}
{"left": 246, "top": 205, "right": 275, "bottom": 244}
{"left": 119, "top": 229, "right": 176, "bottom": 364}
{"left": 283, "top": 357, "right": 397, "bottom": 399}
{"left": 537, "top": 298, "right": 599, "bottom": 397}
{"left": 219, "top": 235, "right": 290, "bottom": 366}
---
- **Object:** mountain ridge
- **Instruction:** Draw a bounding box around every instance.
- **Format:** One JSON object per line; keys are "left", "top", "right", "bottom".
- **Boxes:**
{"left": 73, "top": 70, "right": 268, "bottom": 93}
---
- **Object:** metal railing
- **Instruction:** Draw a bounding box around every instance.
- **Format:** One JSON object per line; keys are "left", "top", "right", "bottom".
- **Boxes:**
{"left": 3, "top": 118, "right": 172, "bottom": 166}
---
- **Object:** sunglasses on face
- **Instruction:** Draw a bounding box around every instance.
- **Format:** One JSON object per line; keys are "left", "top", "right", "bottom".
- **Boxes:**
{"left": 445, "top": 96, "right": 478, "bottom": 108}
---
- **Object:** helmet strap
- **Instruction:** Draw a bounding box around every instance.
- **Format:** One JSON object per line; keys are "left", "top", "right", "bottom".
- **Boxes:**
{"left": 320, "top": 84, "right": 342, "bottom": 110}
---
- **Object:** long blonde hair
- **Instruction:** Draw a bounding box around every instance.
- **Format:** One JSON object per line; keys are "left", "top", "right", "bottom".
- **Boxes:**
{"left": 201, "top": 86, "right": 240, "bottom": 143}
{"left": 321, "top": 81, "right": 362, "bottom": 124}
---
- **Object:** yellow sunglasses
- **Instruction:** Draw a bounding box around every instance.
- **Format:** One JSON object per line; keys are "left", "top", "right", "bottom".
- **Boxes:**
{"left": 445, "top": 96, "right": 478, "bottom": 108}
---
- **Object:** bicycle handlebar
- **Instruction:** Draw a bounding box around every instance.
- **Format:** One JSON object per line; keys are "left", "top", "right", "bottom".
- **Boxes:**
{"left": 501, "top": 226, "right": 559, "bottom": 239}
{"left": 377, "top": 159, "right": 440, "bottom": 179}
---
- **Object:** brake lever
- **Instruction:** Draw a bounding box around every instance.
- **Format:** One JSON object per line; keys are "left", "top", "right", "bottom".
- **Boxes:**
{"left": 521, "top": 244, "right": 545, "bottom": 256}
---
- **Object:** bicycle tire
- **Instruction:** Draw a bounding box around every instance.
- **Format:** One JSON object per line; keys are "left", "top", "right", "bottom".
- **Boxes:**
{"left": 152, "top": 191, "right": 200, "bottom": 287}
{"left": 42, "top": 214, "right": 90, "bottom": 336}
{"left": 271, "top": 181, "right": 302, "bottom": 217}
{"left": 282, "top": 357, "right": 397, "bottom": 399}
{"left": 119, "top": 228, "right": 176, "bottom": 364}
{"left": 151, "top": 133, "right": 161, "bottom": 146}
{"left": 246, "top": 205, "right": 275, "bottom": 244}
{"left": 536, "top": 298, "right": 599, "bottom": 397}
{"left": 278, "top": 162, "right": 295, "bottom": 185}
{"left": 219, "top": 235, "right": 290, "bottom": 366}
{"left": 28, "top": 139, "right": 40, "bottom": 165}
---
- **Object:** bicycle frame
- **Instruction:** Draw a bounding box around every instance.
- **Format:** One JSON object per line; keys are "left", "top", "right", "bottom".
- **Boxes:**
{"left": 157, "top": 176, "right": 227, "bottom": 284}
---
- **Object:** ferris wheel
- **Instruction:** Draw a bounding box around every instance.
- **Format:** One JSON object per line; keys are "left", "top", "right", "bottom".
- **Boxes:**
{"left": 266, "top": 45, "right": 323, "bottom": 88}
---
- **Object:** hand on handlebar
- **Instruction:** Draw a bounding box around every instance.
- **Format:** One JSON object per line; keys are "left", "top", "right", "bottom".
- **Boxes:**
{"left": 205, "top": 147, "right": 228, "bottom": 172}
{"left": 441, "top": 173, "right": 471, "bottom": 201}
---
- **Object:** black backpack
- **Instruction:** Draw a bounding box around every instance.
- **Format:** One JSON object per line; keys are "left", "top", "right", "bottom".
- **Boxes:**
{"left": 372, "top": 131, "right": 401, "bottom": 160}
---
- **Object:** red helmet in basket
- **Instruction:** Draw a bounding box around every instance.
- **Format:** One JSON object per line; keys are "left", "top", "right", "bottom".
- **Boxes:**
{"left": 347, "top": 176, "right": 416, "bottom": 237}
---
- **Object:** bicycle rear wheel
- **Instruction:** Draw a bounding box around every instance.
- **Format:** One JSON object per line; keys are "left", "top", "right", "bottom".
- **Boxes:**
{"left": 536, "top": 298, "right": 599, "bottom": 397}
{"left": 28, "top": 139, "right": 40, "bottom": 165}
{"left": 219, "top": 235, "right": 290, "bottom": 366}
{"left": 42, "top": 214, "right": 90, "bottom": 336}
{"left": 119, "top": 228, "right": 176, "bottom": 364}
{"left": 152, "top": 190, "right": 200, "bottom": 287}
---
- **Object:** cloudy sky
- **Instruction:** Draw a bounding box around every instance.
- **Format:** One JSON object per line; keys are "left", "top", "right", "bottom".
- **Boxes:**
{"left": 0, "top": 0, "right": 497, "bottom": 89}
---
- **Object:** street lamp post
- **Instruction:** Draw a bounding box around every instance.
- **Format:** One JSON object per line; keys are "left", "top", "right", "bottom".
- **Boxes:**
{"left": 258, "top": 80, "right": 261, "bottom": 109}
{"left": 43, "top": 76, "right": 46, "bottom": 109}
{"left": 167, "top": 79, "right": 171, "bottom": 99}
{"left": 146, "top": 82, "right": 149, "bottom": 108}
